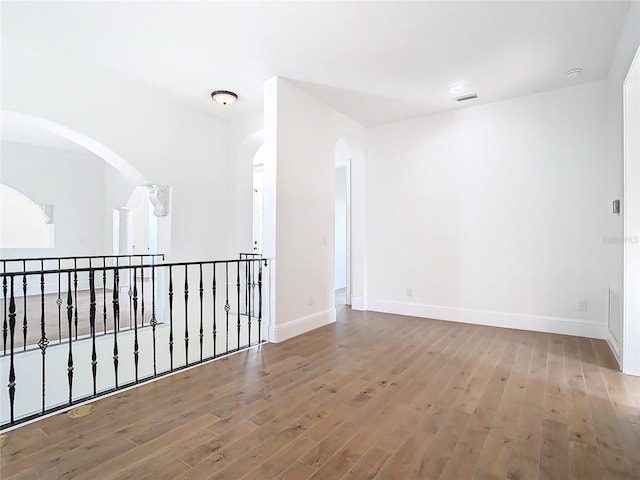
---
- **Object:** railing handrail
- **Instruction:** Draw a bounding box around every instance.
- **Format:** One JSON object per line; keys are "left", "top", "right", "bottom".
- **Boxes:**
{"left": 1, "top": 253, "right": 165, "bottom": 263}
{"left": 0, "top": 257, "right": 268, "bottom": 278}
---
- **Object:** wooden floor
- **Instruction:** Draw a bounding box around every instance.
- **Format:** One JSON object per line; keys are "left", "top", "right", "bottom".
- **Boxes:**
{"left": 1, "top": 307, "right": 639, "bottom": 479}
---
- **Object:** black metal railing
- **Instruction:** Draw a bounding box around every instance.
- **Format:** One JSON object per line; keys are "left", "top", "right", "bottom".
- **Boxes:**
{"left": 0, "top": 256, "right": 268, "bottom": 430}
{"left": 1, "top": 254, "right": 165, "bottom": 352}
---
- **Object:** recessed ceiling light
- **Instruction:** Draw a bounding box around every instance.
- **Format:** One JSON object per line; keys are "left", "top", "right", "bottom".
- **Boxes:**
{"left": 450, "top": 82, "right": 466, "bottom": 95}
{"left": 566, "top": 68, "right": 582, "bottom": 79}
{"left": 211, "top": 90, "right": 238, "bottom": 105}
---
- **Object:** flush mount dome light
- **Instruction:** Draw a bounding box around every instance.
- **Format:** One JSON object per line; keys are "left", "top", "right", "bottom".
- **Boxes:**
{"left": 211, "top": 90, "right": 238, "bottom": 105}
{"left": 450, "top": 82, "right": 466, "bottom": 95}
{"left": 566, "top": 68, "right": 582, "bottom": 79}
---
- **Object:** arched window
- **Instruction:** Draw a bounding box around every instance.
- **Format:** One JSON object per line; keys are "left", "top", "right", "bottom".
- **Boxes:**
{"left": 0, "top": 183, "right": 54, "bottom": 248}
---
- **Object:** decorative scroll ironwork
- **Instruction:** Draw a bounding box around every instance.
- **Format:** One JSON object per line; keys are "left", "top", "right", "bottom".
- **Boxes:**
{"left": 103, "top": 258, "right": 107, "bottom": 334}
{"left": 73, "top": 260, "right": 78, "bottom": 340}
{"left": 151, "top": 263, "right": 157, "bottom": 377}
{"left": 66, "top": 273, "right": 74, "bottom": 404}
{"left": 133, "top": 267, "right": 139, "bottom": 383}
{"left": 212, "top": 265, "right": 217, "bottom": 357}
{"left": 199, "top": 264, "right": 204, "bottom": 362}
{"left": 184, "top": 265, "right": 189, "bottom": 366}
{"left": 112, "top": 269, "right": 120, "bottom": 389}
{"left": 57, "top": 260, "right": 62, "bottom": 343}
{"left": 8, "top": 276, "right": 16, "bottom": 424}
{"left": 89, "top": 270, "right": 97, "bottom": 396}
{"left": 224, "top": 263, "right": 230, "bottom": 353}
{"left": 22, "top": 262, "right": 27, "bottom": 351}
{"left": 2, "top": 262, "right": 7, "bottom": 355}
{"left": 236, "top": 262, "right": 241, "bottom": 351}
{"left": 39, "top": 265, "right": 49, "bottom": 413}
{"left": 0, "top": 255, "right": 268, "bottom": 430}
{"left": 169, "top": 266, "right": 174, "bottom": 370}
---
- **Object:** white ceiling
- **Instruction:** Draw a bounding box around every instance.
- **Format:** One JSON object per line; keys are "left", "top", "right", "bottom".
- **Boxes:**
{"left": 1, "top": 1, "right": 632, "bottom": 127}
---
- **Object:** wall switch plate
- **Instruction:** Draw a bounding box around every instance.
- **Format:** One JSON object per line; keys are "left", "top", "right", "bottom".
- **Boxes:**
{"left": 406, "top": 288, "right": 413, "bottom": 298}
{"left": 613, "top": 199, "right": 620, "bottom": 214}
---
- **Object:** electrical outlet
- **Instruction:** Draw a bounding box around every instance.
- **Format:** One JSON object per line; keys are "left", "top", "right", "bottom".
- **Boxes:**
{"left": 578, "top": 299, "right": 588, "bottom": 312}
{"left": 406, "top": 288, "right": 413, "bottom": 298}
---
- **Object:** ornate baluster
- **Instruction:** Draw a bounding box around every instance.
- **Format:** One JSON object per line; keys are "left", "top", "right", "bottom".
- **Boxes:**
{"left": 103, "top": 258, "right": 107, "bottom": 334}
{"left": 128, "top": 257, "right": 133, "bottom": 329}
{"left": 169, "top": 266, "right": 174, "bottom": 370}
{"left": 212, "top": 264, "right": 217, "bottom": 357}
{"left": 89, "top": 269, "right": 97, "bottom": 396}
{"left": 112, "top": 269, "right": 120, "bottom": 388}
{"left": 133, "top": 267, "right": 139, "bottom": 383}
{"left": 22, "top": 261, "right": 27, "bottom": 350}
{"left": 258, "top": 260, "right": 263, "bottom": 343}
{"left": 39, "top": 262, "right": 49, "bottom": 413}
{"left": 247, "top": 260, "right": 252, "bottom": 346}
{"left": 151, "top": 262, "right": 157, "bottom": 377}
{"left": 73, "top": 259, "right": 78, "bottom": 340}
{"left": 67, "top": 272, "right": 74, "bottom": 404}
{"left": 57, "top": 259, "right": 62, "bottom": 343}
{"left": 224, "top": 263, "right": 230, "bottom": 353}
{"left": 236, "top": 262, "right": 241, "bottom": 351}
{"left": 141, "top": 261, "right": 145, "bottom": 327}
{"left": 8, "top": 276, "right": 16, "bottom": 424}
{"left": 2, "top": 261, "right": 7, "bottom": 355}
{"left": 184, "top": 265, "right": 189, "bottom": 366}
{"left": 199, "top": 264, "right": 204, "bottom": 362}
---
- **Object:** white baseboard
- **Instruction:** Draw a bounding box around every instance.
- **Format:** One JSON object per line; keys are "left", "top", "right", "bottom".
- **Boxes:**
{"left": 270, "top": 308, "right": 336, "bottom": 343}
{"left": 351, "top": 297, "right": 367, "bottom": 311}
{"left": 607, "top": 329, "right": 622, "bottom": 368}
{"left": 365, "top": 299, "right": 608, "bottom": 339}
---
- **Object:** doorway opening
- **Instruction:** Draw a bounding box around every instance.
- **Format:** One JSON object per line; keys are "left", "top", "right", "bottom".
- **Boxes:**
{"left": 623, "top": 45, "right": 640, "bottom": 376}
{"left": 253, "top": 144, "right": 264, "bottom": 254}
{"left": 335, "top": 139, "right": 352, "bottom": 307}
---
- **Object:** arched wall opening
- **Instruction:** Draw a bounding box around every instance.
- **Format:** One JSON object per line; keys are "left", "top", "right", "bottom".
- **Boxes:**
{"left": 0, "top": 110, "right": 172, "bottom": 260}
{"left": 235, "top": 130, "right": 264, "bottom": 255}
{"left": 0, "top": 183, "right": 54, "bottom": 249}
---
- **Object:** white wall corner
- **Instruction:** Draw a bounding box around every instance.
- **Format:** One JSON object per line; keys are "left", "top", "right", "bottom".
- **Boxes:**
{"left": 351, "top": 297, "right": 368, "bottom": 311}
{"left": 366, "top": 299, "right": 609, "bottom": 340}
{"left": 606, "top": 328, "right": 622, "bottom": 369}
{"left": 269, "top": 308, "right": 336, "bottom": 343}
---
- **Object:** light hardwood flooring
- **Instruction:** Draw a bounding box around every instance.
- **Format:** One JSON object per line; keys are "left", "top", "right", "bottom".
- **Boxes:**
{"left": 1, "top": 306, "right": 639, "bottom": 479}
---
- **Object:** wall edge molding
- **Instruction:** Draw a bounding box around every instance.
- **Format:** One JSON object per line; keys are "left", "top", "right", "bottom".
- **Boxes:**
{"left": 351, "top": 297, "right": 367, "bottom": 311}
{"left": 270, "top": 308, "right": 336, "bottom": 343}
{"left": 365, "top": 298, "right": 608, "bottom": 339}
{"left": 606, "top": 328, "right": 622, "bottom": 369}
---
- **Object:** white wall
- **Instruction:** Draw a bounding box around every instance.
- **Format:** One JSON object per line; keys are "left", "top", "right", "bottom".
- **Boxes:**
{"left": 263, "top": 77, "right": 367, "bottom": 342}
{"left": 366, "top": 81, "right": 610, "bottom": 338}
{"left": 335, "top": 167, "right": 347, "bottom": 289}
{"left": 2, "top": 41, "right": 234, "bottom": 262}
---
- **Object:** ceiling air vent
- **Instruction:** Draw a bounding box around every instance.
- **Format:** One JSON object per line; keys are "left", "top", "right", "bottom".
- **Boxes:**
{"left": 455, "top": 93, "right": 478, "bottom": 102}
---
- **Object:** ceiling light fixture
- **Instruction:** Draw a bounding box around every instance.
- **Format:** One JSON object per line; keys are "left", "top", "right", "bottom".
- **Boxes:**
{"left": 566, "top": 68, "right": 582, "bottom": 79}
{"left": 450, "top": 82, "right": 466, "bottom": 95}
{"left": 211, "top": 90, "right": 238, "bottom": 105}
